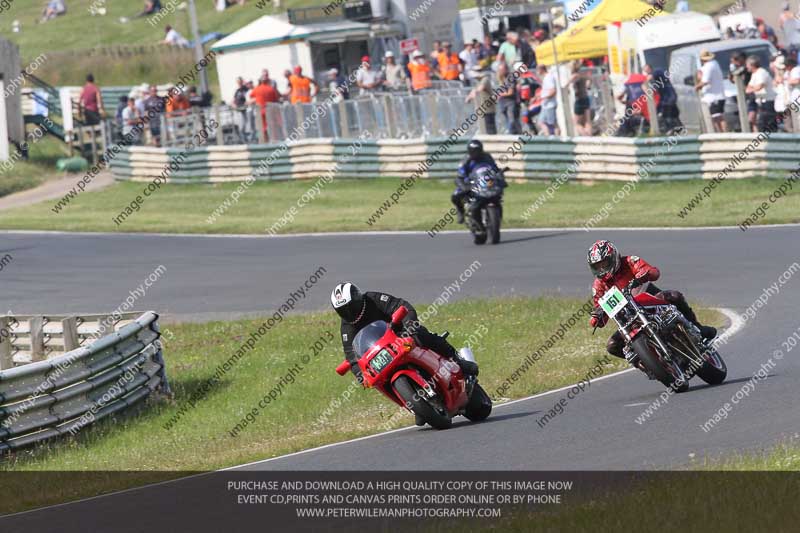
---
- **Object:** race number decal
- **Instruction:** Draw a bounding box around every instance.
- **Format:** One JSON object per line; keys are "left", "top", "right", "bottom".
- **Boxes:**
{"left": 599, "top": 286, "right": 628, "bottom": 318}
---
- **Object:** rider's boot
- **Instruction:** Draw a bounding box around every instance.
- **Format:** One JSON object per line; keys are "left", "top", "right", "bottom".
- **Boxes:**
{"left": 668, "top": 293, "right": 717, "bottom": 341}
{"left": 443, "top": 341, "right": 478, "bottom": 376}
{"left": 454, "top": 355, "right": 479, "bottom": 376}
{"left": 455, "top": 205, "right": 465, "bottom": 225}
{"left": 623, "top": 346, "right": 655, "bottom": 380}
{"left": 421, "top": 329, "right": 479, "bottom": 376}
{"left": 415, "top": 414, "right": 426, "bottom": 426}
{"left": 698, "top": 325, "right": 717, "bottom": 340}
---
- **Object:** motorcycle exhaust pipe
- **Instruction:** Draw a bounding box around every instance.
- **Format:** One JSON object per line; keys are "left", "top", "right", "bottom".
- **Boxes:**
{"left": 459, "top": 347, "right": 476, "bottom": 363}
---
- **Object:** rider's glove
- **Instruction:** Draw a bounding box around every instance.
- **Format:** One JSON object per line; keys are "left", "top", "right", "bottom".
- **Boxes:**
{"left": 590, "top": 308, "right": 604, "bottom": 327}
{"left": 628, "top": 276, "right": 644, "bottom": 289}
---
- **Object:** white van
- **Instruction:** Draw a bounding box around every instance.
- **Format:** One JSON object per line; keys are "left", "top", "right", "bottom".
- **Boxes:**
{"left": 607, "top": 11, "right": 720, "bottom": 84}
{"left": 668, "top": 39, "right": 778, "bottom": 132}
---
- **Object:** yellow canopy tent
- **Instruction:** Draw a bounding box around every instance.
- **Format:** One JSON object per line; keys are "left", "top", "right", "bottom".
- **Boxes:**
{"left": 535, "top": 0, "right": 659, "bottom": 65}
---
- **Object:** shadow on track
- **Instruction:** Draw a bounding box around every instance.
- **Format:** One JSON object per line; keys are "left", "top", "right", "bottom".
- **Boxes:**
{"left": 412, "top": 410, "right": 540, "bottom": 432}
{"left": 497, "top": 231, "right": 574, "bottom": 246}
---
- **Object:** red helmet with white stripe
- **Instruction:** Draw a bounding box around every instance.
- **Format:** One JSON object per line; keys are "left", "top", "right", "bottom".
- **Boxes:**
{"left": 587, "top": 240, "right": 621, "bottom": 279}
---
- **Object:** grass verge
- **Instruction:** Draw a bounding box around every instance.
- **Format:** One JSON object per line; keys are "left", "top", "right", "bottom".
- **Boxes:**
{"left": 0, "top": 177, "right": 796, "bottom": 233}
{"left": 476, "top": 440, "right": 800, "bottom": 533}
{"left": 0, "top": 137, "right": 69, "bottom": 198}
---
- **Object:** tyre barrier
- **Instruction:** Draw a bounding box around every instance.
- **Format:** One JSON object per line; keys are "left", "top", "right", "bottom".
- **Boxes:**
{"left": 109, "top": 133, "right": 800, "bottom": 183}
{"left": 0, "top": 311, "right": 169, "bottom": 452}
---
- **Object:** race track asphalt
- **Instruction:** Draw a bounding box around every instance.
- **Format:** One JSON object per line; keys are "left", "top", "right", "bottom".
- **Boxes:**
{"left": 1, "top": 226, "right": 797, "bottom": 470}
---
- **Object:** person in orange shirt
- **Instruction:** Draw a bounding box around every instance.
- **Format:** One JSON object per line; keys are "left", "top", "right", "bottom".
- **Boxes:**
{"left": 288, "top": 66, "right": 318, "bottom": 104}
{"left": 437, "top": 42, "right": 462, "bottom": 81}
{"left": 166, "top": 87, "right": 191, "bottom": 117}
{"left": 408, "top": 50, "right": 432, "bottom": 92}
{"left": 249, "top": 73, "right": 280, "bottom": 141}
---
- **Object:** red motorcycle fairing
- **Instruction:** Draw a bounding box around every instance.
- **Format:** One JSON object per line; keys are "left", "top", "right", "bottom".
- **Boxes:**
{"left": 391, "top": 346, "right": 469, "bottom": 417}
{"left": 349, "top": 320, "right": 471, "bottom": 418}
{"left": 633, "top": 292, "right": 669, "bottom": 307}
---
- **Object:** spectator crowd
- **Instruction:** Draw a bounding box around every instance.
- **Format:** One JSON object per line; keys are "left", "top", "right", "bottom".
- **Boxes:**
{"left": 225, "top": 2, "right": 799, "bottom": 140}
{"left": 76, "top": 0, "right": 800, "bottom": 143}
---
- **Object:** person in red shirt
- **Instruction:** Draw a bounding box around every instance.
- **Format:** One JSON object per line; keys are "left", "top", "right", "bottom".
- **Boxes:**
{"left": 249, "top": 73, "right": 280, "bottom": 141}
{"left": 587, "top": 240, "right": 717, "bottom": 360}
{"left": 79, "top": 73, "right": 105, "bottom": 125}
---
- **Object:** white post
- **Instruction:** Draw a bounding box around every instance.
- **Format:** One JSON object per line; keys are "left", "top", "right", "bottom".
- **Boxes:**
{"left": 60, "top": 88, "right": 74, "bottom": 141}
{"left": 734, "top": 74, "right": 749, "bottom": 133}
{"left": 188, "top": 0, "right": 210, "bottom": 96}
{"left": 0, "top": 79, "right": 8, "bottom": 162}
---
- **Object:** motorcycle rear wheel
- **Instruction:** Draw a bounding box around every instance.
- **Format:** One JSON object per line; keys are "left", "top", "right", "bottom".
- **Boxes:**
{"left": 393, "top": 376, "right": 452, "bottom": 430}
{"left": 631, "top": 336, "right": 689, "bottom": 392}
{"left": 464, "top": 383, "right": 492, "bottom": 422}
{"left": 672, "top": 324, "right": 727, "bottom": 386}
{"left": 697, "top": 346, "right": 728, "bottom": 385}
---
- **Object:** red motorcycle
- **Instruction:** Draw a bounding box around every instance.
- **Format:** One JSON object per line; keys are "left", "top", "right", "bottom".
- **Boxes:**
{"left": 335, "top": 306, "right": 492, "bottom": 429}
{"left": 597, "top": 280, "right": 727, "bottom": 391}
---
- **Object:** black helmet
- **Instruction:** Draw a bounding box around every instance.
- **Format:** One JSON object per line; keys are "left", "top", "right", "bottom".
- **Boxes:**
{"left": 467, "top": 139, "right": 484, "bottom": 160}
{"left": 330, "top": 282, "right": 366, "bottom": 323}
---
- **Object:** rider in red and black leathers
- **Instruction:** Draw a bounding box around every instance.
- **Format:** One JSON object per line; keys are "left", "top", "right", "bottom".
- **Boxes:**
{"left": 587, "top": 240, "right": 717, "bottom": 359}
{"left": 452, "top": 139, "right": 500, "bottom": 224}
{"left": 331, "top": 283, "right": 478, "bottom": 382}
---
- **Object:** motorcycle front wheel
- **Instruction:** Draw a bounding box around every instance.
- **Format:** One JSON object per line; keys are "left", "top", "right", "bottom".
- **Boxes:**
{"left": 486, "top": 205, "right": 501, "bottom": 244}
{"left": 631, "top": 335, "right": 689, "bottom": 392}
{"left": 393, "top": 375, "right": 452, "bottom": 430}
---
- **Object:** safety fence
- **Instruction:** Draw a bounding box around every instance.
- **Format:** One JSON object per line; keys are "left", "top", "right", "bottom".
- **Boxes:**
{"left": 0, "top": 311, "right": 169, "bottom": 452}
{"left": 110, "top": 133, "right": 800, "bottom": 183}
{"left": 101, "top": 89, "right": 475, "bottom": 149}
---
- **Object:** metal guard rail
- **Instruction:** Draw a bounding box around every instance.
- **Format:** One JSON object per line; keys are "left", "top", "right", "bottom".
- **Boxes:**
{"left": 0, "top": 311, "right": 169, "bottom": 452}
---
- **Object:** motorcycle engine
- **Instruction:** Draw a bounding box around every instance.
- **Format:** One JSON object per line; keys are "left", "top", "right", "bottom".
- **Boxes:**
{"left": 654, "top": 305, "right": 681, "bottom": 331}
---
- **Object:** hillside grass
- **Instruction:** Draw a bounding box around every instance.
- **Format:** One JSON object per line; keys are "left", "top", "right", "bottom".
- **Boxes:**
{"left": 0, "top": 177, "right": 795, "bottom": 233}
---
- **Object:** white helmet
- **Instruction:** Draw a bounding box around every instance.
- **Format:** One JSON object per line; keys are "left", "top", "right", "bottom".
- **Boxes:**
{"left": 330, "top": 282, "right": 366, "bottom": 323}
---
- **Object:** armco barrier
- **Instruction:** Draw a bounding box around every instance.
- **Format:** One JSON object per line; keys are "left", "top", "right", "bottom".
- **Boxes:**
{"left": 109, "top": 133, "right": 800, "bottom": 183}
{"left": 0, "top": 311, "right": 169, "bottom": 452}
{"left": 0, "top": 312, "right": 144, "bottom": 367}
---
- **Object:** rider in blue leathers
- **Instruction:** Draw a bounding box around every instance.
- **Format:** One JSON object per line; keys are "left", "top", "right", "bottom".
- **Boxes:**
{"left": 451, "top": 139, "right": 500, "bottom": 224}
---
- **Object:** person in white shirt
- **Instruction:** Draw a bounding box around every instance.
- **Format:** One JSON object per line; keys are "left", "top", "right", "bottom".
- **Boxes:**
{"left": 695, "top": 50, "right": 727, "bottom": 132}
{"left": 538, "top": 64, "right": 559, "bottom": 135}
{"left": 162, "top": 25, "right": 189, "bottom": 47}
{"left": 381, "top": 51, "right": 406, "bottom": 91}
{"left": 788, "top": 56, "right": 800, "bottom": 109}
{"left": 459, "top": 43, "right": 479, "bottom": 85}
{"left": 121, "top": 97, "right": 141, "bottom": 144}
{"left": 746, "top": 55, "right": 778, "bottom": 132}
{"left": 355, "top": 55, "right": 382, "bottom": 96}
